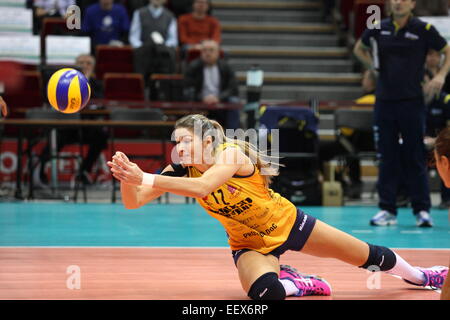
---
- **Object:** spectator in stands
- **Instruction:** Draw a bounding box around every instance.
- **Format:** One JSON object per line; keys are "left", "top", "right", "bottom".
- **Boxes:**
{"left": 35, "top": 54, "right": 108, "bottom": 187}
{"left": 354, "top": 0, "right": 450, "bottom": 227}
{"left": 426, "top": 47, "right": 450, "bottom": 94}
{"left": 183, "top": 39, "right": 240, "bottom": 129}
{"left": 129, "top": 0, "right": 178, "bottom": 86}
{"left": 178, "top": 0, "right": 221, "bottom": 54}
{"left": 33, "top": 0, "right": 75, "bottom": 34}
{"left": 0, "top": 96, "right": 7, "bottom": 118}
{"left": 82, "top": 0, "right": 130, "bottom": 50}
{"left": 75, "top": 54, "right": 104, "bottom": 98}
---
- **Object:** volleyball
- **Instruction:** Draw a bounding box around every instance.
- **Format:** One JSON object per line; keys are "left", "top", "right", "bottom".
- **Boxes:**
{"left": 47, "top": 68, "right": 91, "bottom": 114}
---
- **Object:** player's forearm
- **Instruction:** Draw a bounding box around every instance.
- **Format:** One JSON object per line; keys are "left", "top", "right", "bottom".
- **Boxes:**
{"left": 152, "top": 175, "right": 210, "bottom": 198}
{"left": 120, "top": 182, "right": 141, "bottom": 209}
{"left": 353, "top": 40, "right": 374, "bottom": 70}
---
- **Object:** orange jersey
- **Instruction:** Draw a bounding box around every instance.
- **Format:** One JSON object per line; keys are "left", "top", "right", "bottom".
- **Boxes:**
{"left": 186, "top": 144, "right": 297, "bottom": 254}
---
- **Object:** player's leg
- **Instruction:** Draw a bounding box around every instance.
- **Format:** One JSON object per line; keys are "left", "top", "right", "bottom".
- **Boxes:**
{"left": 236, "top": 250, "right": 330, "bottom": 300}
{"left": 301, "top": 219, "right": 448, "bottom": 288}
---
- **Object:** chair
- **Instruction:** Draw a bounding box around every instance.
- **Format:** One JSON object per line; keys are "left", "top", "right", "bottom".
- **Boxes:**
{"left": 333, "top": 108, "right": 377, "bottom": 198}
{"left": 95, "top": 45, "right": 134, "bottom": 80}
{"left": 150, "top": 73, "right": 184, "bottom": 101}
{"left": 2, "top": 71, "right": 43, "bottom": 137}
{"left": 103, "top": 73, "right": 145, "bottom": 101}
{"left": 24, "top": 108, "right": 87, "bottom": 202}
{"left": 40, "top": 18, "right": 71, "bottom": 64}
{"left": 109, "top": 108, "right": 169, "bottom": 203}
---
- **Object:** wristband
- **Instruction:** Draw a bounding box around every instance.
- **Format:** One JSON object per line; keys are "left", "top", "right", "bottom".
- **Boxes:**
{"left": 142, "top": 173, "right": 155, "bottom": 187}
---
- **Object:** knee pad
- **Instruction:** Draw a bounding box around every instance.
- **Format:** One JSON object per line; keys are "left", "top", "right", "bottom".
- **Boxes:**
{"left": 247, "top": 272, "right": 286, "bottom": 300}
{"left": 359, "top": 243, "right": 397, "bottom": 272}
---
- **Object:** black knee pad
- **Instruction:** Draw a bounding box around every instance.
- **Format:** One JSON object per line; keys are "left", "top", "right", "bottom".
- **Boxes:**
{"left": 247, "top": 272, "right": 286, "bottom": 300}
{"left": 359, "top": 243, "right": 397, "bottom": 272}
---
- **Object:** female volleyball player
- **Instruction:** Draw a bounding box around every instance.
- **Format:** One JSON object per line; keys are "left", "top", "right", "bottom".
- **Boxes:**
{"left": 433, "top": 128, "right": 450, "bottom": 300}
{"left": 108, "top": 114, "right": 448, "bottom": 300}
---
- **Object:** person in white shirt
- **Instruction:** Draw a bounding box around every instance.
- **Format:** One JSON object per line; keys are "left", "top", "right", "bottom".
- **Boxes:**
{"left": 33, "top": 0, "right": 75, "bottom": 34}
{"left": 129, "top": 0, "right": 178, "bottom": 93}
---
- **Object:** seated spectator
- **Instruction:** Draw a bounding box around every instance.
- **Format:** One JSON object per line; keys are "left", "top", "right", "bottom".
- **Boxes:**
{"left": 178, "top": 0, "right": 221, "bottom": 54}
{"left": 82, "top": 0, "right": 130, "bottom": 51}
{"left": 183, "top": 40, "right": 240, "bottom": 129}
{"left": 33, "top": 0, "right": 75, "bottom": 34}
{"left": 35, "top": 54, "right": 108, "bottom": 187}
{"left": 129, "top": 0, "right": 178, "bottom": 89}
{"left": 426, "top": 47, "right": 450, "bottom": 94}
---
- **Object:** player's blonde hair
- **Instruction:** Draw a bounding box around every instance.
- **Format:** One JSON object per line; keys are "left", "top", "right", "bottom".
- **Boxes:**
{"left": 174, "top": 114, "right": 280, "bottom": 187}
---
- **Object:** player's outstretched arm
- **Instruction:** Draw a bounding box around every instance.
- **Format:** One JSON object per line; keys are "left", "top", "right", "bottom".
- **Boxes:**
{"left": 108, "top": 151, "right": 171, "bottom": 209}
{"left": 109, "top": 147, "right": 246, "bottom": 200}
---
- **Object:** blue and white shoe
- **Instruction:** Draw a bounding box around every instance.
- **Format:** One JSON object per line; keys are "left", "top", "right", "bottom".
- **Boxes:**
{"left": 415, "top": 211, "right": 433, "bottom": 227}
{"left": 370, "top": 210, "right": 397, "bottom": 226}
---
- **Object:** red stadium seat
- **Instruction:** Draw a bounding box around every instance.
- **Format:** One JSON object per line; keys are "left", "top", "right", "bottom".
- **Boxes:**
{"left": 95, "top": 45, "right": 134, "bottom": 80}
{"left": 150, "top": 74, "right": 184, "bottom": 101}
{"left": 2, "top": 71, "right": 43, "bottom": 136}
{"left": 3, "top": 71, "right": 43, "bottom": 116}
{"left": 41, "top": 18, "right": 72, "bottom": 64}
{"left": 103, "top": 73, "right": 145, "bottom": 101}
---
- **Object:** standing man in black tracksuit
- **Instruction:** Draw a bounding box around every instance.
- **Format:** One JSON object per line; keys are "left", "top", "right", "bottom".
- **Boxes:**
{"left": 353, "top": 0, "right": 450, "bottom": 227}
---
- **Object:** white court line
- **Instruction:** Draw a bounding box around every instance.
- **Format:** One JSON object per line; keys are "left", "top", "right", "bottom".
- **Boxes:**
{"left": 400, "top": 230, "right": 424, "bottom": 234}
{"left": 352, "top": 230, "right": 374, "bottom": 234}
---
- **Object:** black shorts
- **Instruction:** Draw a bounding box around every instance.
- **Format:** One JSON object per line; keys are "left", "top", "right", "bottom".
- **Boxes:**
{"left": 231, "top": 208, "right": 317, "bottom": 266}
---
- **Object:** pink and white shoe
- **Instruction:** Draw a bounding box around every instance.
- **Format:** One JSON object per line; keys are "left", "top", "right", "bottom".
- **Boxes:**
{"left": 403, "top": 266, "right": 448, "bottom": 290}
{"left": 280, "top": 264, "right": 332, "bottom": 297}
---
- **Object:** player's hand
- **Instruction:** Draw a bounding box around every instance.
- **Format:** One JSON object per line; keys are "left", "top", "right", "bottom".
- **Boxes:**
{"left": 0, "top": 96, "right": 8, "bottom": 117}
{"left": 424, "top": 74, "right": 445, "bottom": 98}
{"left": 108, "top": 152, "right": 144, "bottom": 185}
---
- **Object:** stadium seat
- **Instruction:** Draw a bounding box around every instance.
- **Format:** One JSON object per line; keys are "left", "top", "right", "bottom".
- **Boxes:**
{"left": 3, "top": 71, "right": 43, "bottom": 119}
{"left": 95, "top": 45, "right": 134, "bottom": 80}
{"left": 103, "top": 73, "right": 145, "bottom": 101}
{"left": 150, "top": 73, "right": 184, "bottom": 101}
{"left": 40, "top": 18, "right": 71, "bottom": 64}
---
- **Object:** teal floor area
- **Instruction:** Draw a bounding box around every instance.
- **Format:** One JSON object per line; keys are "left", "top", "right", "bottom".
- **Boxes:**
{"left": 0, "top": 203, "right": 449, "bottom": 248}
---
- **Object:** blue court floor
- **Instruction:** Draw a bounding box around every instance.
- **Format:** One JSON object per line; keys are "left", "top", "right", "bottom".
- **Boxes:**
{"left": 0, "top": 203, "right": 449, "bottom": 248}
